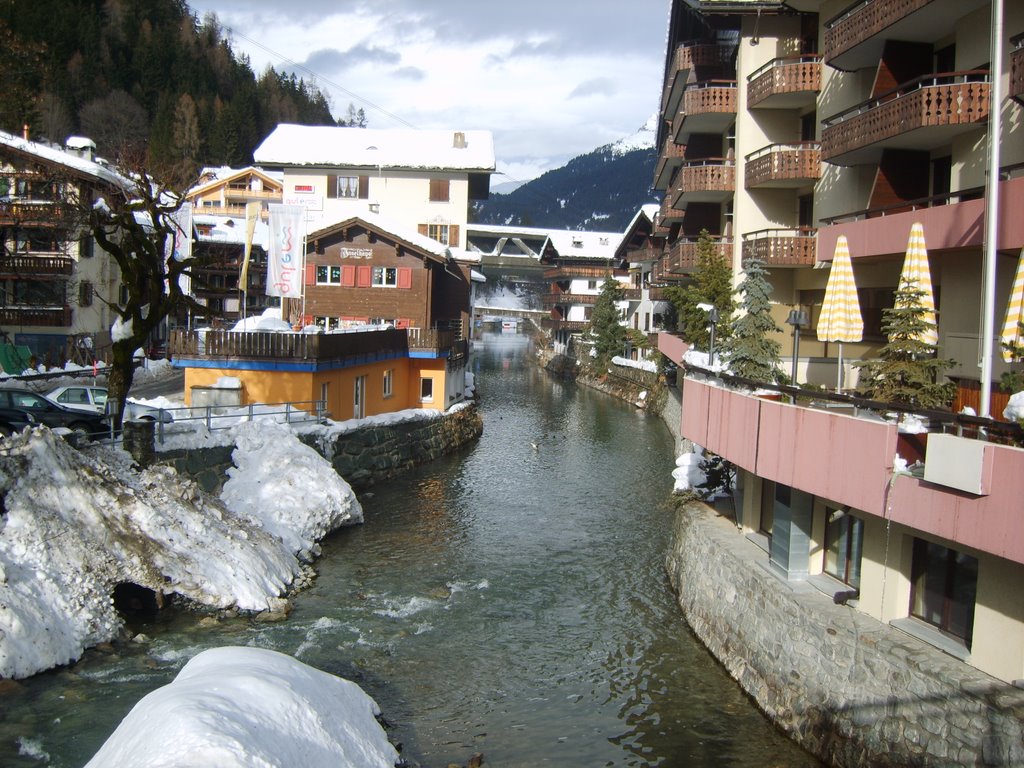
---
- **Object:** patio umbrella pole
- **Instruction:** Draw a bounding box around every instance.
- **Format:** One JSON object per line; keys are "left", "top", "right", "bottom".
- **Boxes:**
{"left": 837, "top": 342, "right": 843, "bottom": 392}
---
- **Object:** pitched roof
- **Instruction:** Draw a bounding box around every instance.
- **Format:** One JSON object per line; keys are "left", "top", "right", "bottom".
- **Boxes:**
{"left": 253, "top": 125, "right": 495, "bottom": 173}
{"left": 0, "top": 130, "right": 129, "bottom": 188}
{"left": 308, "top": 212, "right": 454, "bottom": 264}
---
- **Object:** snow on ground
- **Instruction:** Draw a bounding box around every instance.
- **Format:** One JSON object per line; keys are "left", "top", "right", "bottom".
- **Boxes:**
{"left": 0, "top": 417, "right": 362, "bottom": 680}
{"left": 612, "top": 355, "right": 658, "bottom": 373}
{"left": 672, "top": 445, "right": 706, "bottom": 494}
{"left": 85, "top": 646, "right": 399, "bottom": 768}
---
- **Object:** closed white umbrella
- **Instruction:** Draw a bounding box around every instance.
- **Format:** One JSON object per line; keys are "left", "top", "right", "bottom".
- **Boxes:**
{"left": 896, "top": 222, "right": 938, "bottom": 347}
{"left": 816, "top": 235, "right": 863, "bottom": 389}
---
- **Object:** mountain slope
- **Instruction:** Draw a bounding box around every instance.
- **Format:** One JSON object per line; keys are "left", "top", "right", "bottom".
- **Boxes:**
{"left": 473, "top": 120, "right": 662, "bottom": 232}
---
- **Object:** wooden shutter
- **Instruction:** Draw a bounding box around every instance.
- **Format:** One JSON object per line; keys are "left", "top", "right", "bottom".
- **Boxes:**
{"left": 341, "top": 265, "right": 356, "bottom": 287}
{"left": 418, "top": 224, "right": 428, "bottom": 237}
{"left": 326, "top": 175, "right": 338, "bottom": 198}
{"left": 304, "top": 264, "right": 316, "bottom": 285}
{"left": 449, "top": 224, "right": 460, "bottom": 248}
{"left": 429, "top": 178, "right": 450, "bottom": 202}
{"left": 397, "top": 267, "right": 412, "bottom": 289}
{"left": 358, "top": 176, "right": 369, "bottom": 199}
{"left": 395, "top": 318, "right": 410, "bottom": 329}
{"left": 356, "top": 265, "right": 372, "bottom": 287}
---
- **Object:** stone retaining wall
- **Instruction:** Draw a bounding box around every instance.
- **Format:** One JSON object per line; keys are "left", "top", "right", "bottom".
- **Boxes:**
{"left": 666, "top": 502, "right": 1024, "bottom": 767}
{"left": 155, "top": 405, "right": 483, "bottom": 494}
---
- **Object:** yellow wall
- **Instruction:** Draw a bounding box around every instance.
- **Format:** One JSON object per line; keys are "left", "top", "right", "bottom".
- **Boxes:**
{"left": 185, "top": 368, "right": 315, "bottom": 408}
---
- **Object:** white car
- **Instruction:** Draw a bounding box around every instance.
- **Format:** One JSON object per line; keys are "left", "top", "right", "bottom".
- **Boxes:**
{"left": 46, "top": 385, "right": 173, "bottom": 423}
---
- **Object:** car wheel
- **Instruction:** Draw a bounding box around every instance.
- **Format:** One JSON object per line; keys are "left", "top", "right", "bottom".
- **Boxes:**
{"left": 68, "top": 422, "right": 95, "bottom": 441}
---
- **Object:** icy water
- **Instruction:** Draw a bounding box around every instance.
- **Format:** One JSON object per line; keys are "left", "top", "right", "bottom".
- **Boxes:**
{"left": 0, "top": 332, "right": 818, "bottom": 767}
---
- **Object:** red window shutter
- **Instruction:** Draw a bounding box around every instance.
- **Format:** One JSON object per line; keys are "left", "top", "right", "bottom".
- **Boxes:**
{"left": 449, "top": 224, "right": 460, "bottom": 248}
{"left": 304, "top": 263, "right": 316, "bottom": 285}
{"left": 303, "top": 314, "right": 313, "bottom": 326}
{"left": 356, "top": 265, "right": 372, "bottom": 287}
{"left": 341, "top": 265, "right": 356, "bottom": 287}
{"left": 418, "top": 224, "right": 428, "bottom": 237}
{"left": 358, "top": 176, "right": 369, "bottom": 199}
{"left": 397, "top": 267, "right": 412, "bottom": 289}
{"left": 396, "top": 318, "right": 410, "bottom": 329}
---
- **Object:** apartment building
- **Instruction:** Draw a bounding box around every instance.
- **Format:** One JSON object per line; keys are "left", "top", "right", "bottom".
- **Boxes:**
{"left": 252, "top": 125, "right": 494, "bottom": 250}
{"left": 0, "top": 131, "right": 128, "bottom": 365}
{"left": 655, "top": 0, "right": 1024, "bottom": 699}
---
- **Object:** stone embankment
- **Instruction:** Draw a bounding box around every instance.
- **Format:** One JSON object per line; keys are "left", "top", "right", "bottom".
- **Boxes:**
{"left": 148, "top": 405, "right": 483, "bottom": 494}
{"left": 666, "top": 502, "right": 1024, "bottom": 767}
{"left": 536, "top": 348, "right": 667, "bottom": 414}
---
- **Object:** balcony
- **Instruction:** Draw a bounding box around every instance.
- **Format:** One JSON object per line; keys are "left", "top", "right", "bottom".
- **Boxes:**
{"left": 665, "top": 235, "right": 732, "bottom": 275}
{"left": 654, "top": 139, "right": 686, "bottom": 191}
{"left": 1012, "top": 35, "right": 1024, "bottom": 105}
{"left": 0, "top": 305, "right": 72, "bottom": 327}
{"left": 670, "top": 160, "right": 735, "bottom": 209}
{"left": 0, "top": 200, "right": 65, "bottom": 227}
{"left": 741, "top": 228, "right": 817, "bottom": 267}
{"left": 678, "top": 372, "right": 1024, "bottom": 565}
{"left": 0, "top": 255, "right": 74, "bottom": 276}
{"left": 542, "top": 265, "right": 626, "bottom": 281}
{"left": 672, "top": 81, "right": 737, "bottom": 142}
{"left": 658, "top": 194, "right": 685, "bottom": 226}
{"left": 661, "top": 41, "right": 733, "bottom": 117}
{"left": 744, "top": 143, "right": 821, "bottom": 189}
{"left": 746, "top": 56, "right": 821, "bottom": 109}
{"left": 543, "top": 292, "right": 600, "bottom": 309}
{"left": 821, "top": 71, "right": 989, "bottom": 165}
{"left": 824, "top": 0, "right": 988, "bottom": 71}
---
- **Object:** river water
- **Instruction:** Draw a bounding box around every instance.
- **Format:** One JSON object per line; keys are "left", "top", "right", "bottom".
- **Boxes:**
{"left": 0, "top": 331, "right": 817, "bottom": 767}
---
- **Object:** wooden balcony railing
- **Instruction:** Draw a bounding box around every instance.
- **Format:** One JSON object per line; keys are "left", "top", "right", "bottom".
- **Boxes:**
{"left": 1012, "top": 36, "right": 1024, "bottom": 104}
{"left": 0, "top": 305, "right": 72, "bottom": 327}
{"left": 658, "top": 195, "right": 685, "bottom": 225}
{"left": 673, "top": 81, "right": 737, "bottom": 140}
{"left": 671, "top": 160, "right": 735, "bottom": 207}
{"left": 746, "top": 55, "right": 822, "bottom": 108}
{"left": 0, "top": 255, "right": 74, "bottom": 276}
{"left": 543, "top": 265, "right": 626, "bottom": 280}
{"left": 0, "top": 200, "right": 66, "bottom": 226}
{"left": 741, "top": 229, "right": 817, "bottom": 267}
{"left": 667, "top": 236, "right": 732, "bottom": 273}
{"left": 661, "top": 41, "right": 734, "bottom": 113}
{"left": 821, "top": 71, "right": 989, "bottom": 163}
{"left": 824, "top": 0, "right": 934, "bottom": 67}
{"left": 744, "top": 143, "right": 821, "bottom": 188}
{"left": 550, "top": 319, "right": 590, "bottom": 333}
{"left": 654, "top": 138, "right": 687, "bottom": 190}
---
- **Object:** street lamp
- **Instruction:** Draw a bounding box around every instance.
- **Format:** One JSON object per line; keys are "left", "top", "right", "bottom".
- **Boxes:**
{"left": 698, "top": 303, "right": 720, "bottom": 365}
{"left": 786, "top": 308, "right": 809, "bottom": 385}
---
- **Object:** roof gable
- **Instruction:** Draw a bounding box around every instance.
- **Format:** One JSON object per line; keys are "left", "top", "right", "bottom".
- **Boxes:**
{"left": 309, "top": 214, "right": 451, "bottom": 265}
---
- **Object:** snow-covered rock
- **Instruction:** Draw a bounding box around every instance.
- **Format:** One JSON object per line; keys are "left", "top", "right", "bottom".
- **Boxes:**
{"left": 672, "top": 447, "right": 706, "bottom": 493}
{"left": 84, "top": 647, "right": 399, "bottom": 768}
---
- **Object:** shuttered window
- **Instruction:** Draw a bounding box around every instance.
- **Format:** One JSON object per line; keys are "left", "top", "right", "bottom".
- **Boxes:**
{"left": 327, "top": 175, "right": 369, "bottom": 199}
{"left": 429, "top": 178, "right": 450, "bottom": 202}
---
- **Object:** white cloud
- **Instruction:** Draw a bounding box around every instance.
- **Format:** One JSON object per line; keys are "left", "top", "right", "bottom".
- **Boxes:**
{"left": 193, "top": 1, "right": 665, "bottom": 180}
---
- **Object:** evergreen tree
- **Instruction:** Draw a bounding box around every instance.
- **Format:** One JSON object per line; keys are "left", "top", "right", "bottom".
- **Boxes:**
{"left": 665, "top": 230, "right": 735, "bottom": 350}
{"left": 588, "top": 276, "right": 626, "bottom": 366}
{"left": 856, "top": 277, "right": 956, "bottom": 408}
{"left": 722, "top": 257, "right": 783, "bottom": 383}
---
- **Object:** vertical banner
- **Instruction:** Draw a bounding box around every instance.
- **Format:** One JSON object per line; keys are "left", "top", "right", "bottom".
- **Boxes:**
{"left": 168, "top": 201, "right": 193, "bottom": 295}
{"left": 240, "top": 201, "right": 260, "bottom": 289}
{"left": 267, "top": 204, "right": 305, "bottom": 298}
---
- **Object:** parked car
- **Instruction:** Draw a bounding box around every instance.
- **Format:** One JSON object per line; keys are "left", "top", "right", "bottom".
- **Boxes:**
{"left": 45, "top": 385, "right": 173, "bottom": 423}
{"left": 0, "top": 387, "right": 107, "bottom": 439}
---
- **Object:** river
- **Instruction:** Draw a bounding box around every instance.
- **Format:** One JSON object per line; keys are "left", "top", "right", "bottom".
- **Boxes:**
{"left": 0, "top": 331, "right": 817, "bottom": 767}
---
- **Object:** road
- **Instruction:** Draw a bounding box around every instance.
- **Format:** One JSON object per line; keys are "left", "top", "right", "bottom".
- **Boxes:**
{"left": 131, "top": 367, "right": 185, "bottom": 400}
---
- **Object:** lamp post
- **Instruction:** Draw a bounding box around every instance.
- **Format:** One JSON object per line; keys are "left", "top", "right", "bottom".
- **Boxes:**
{"left": 787, "top": 308, "right": 809, "bottom": 385}
{"left": 698, "top": 303, "right": 720, "bottom": 366}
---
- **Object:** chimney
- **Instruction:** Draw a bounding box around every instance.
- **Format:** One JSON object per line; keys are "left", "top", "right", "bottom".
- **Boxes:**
{"left": 453, "top": 131, "right": 466, "bottom": 149}
{"left": 22, "top": 124, "right": 29, "bottom": 141}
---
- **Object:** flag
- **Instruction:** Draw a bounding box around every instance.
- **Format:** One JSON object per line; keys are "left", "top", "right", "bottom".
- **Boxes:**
{"left": 267, "top": 204, "right": 305, "bottom": 297}
{"left": 240, "top": 201, "right": 260, "bottom": 291}
{"left": 167, "top": 202, "right": 193, "bottom": 295}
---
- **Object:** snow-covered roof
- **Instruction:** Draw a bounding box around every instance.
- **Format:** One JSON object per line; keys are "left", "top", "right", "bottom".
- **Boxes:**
{"left": 253, "top": 125, "right": 495, "bottom": 172}
{"left": 0, "top": 130, "right": 129, "bottom": 189}
{"left": 544, "top": 229, "right": 625, "bottom": 260}
{"left": 194, "top": 213, "right": 270, "bottom": 251}
{"left": 188, "top": 166, "right": 284, "bottom": 198}
{"left": 310, "top": 211, "right": 454, "bottom": 262}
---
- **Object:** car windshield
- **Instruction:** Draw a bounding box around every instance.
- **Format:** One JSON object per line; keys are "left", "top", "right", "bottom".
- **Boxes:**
{"left": 12, "top": 392, "right": 48, "bottom": 409}
{"left": 93, "top": 390, "right": 108, "bottom": 406}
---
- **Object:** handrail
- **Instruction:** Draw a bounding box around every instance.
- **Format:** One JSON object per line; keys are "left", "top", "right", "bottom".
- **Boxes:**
{"left": 153, "top": 400, "right": 330, "bottom": 445}
{"left": 672, "top": 234, "right": 733, "bottom": 244}
{"left": 822, "top": 70, "right": 990, "bottom": 127}
{"left": 680, "top": 157, "right": 734, "bottom": 167}
{"left": 746, "top": 54, "right": 822, "bottom": 82}
{"left": 741, "top": 227, "right": 817, "bottom": 240}
{"left": 744, "top": 141, "right": 820, "bottom": 162}
{"left": 685, "top": 79, "right": 738, "bottom": 90}
{"left": 823, "top": 0, "right": 872, "bottom": 30}
{"left": 819, "top": 186, "right": 985, "bottom": 225}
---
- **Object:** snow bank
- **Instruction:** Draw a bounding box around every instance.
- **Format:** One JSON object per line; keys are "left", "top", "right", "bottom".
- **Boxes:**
{"left": 0, "top": 419, "right": 365, "bottom": 679}
{"left": 222, "top": 421, "right": 362, "bottom": 562}
{"left": 672, "top": 446, "right": 706, "bottom": 493}
{"left": 612, "top": 355, "right": 658, "bottom": 373}
{"left": 85, "top": 647, "right": 399, "bottom": 768}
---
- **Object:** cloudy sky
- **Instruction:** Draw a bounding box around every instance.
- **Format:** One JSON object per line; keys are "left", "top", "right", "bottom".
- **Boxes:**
{"left": 189, "top": 1, "right": 668, "bottom": 184}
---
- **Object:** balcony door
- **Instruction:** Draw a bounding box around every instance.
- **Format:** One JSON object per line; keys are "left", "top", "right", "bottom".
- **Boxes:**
{"left": 353, "top": 375, "right": 366, "bottom": 419}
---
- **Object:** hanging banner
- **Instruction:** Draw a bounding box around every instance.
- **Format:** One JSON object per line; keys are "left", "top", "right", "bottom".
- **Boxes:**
{"left": 240, "top": 201, "right": 261, "bottom": 290}
{"left": 267, "top": 204, "right": 305, "bottom": 297}
{"left": 167, "top": 201, "right": 193, "bottom": 295}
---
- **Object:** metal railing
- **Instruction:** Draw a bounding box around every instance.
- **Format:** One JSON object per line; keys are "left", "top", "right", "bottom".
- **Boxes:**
{"left": 150, "top": 399, "right": 329, "bottom": 445}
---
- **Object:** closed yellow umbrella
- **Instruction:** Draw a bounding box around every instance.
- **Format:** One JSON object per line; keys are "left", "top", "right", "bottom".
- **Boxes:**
{"left": 817, "top": 235, "right": 863, "bottom": 389}
{"left": 896, "top": 222, "right": 938, "bottom": 347}
{"left": 1001, "top": 249, "right": 1024, "bottom": 362}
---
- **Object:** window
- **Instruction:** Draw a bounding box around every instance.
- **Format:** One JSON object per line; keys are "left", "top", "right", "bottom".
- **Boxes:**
{"left": 429, "top": 178, "right": 450, "bottom": 202}
{"left": 316, "top": 265, "right": 342, "bottom": 285}
{"left": 383, "top": 368, "right": 393, "bottom": 398}
{"left": 372, "top": 267, "right": 398, "bottom": 287}
{"left": 587, "top": 280, "right": 598, "bottom": 291}
{"left": 327, "top": 175, "right": 368, "bottom": 199}
{"left": 759, "top": 479, "right": 775, "bottom": 536}
{"left": 823, "top": 508, "right": 863, "bottom": 590}
{"left": 314, "top": 316, "right": 340, "bottom": 331}
{"left": 910, "top": 538, "right": 978, "bottom": 646}
{"left": 427, "top": 223, "right": 450, "bottom": 245}
{"left": 420, "top": 377, "right": 434, "bottom": 402}
{"left": 78, "top": 281, "right": 93, "bottom": 307}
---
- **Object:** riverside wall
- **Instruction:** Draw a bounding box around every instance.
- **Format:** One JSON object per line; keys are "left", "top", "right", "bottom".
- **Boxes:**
{"left": 666, "top": 502, "right": 1024, "bottom": 767}
{"left": 537, "top": 348, "right": 668, "bottom": 415}
{"left": 151, "top": 405, "right": 483, "bottom": 494}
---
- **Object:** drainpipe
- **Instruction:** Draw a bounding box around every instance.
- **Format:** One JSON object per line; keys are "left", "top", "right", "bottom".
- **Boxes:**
{"left": 980, "top": 0, "right": 1003, "bottom": 419}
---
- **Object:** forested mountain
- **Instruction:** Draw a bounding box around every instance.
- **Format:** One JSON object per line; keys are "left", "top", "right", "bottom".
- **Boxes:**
{"left": 0, "top": 0, "right": 337, "bottom": 183}
{"left": 472, "top": 121, "right": 662, "bottom": 232}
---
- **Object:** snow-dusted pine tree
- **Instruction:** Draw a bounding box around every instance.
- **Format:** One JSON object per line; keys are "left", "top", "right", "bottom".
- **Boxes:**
{"left": 856, "top": 277, "right": 955, "bottom": 408}
{"left": 722, "top": 257, "right": 783, "bottom": 383}
{"left": 588, "top": 276, "right": 626, "bottom": 366}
